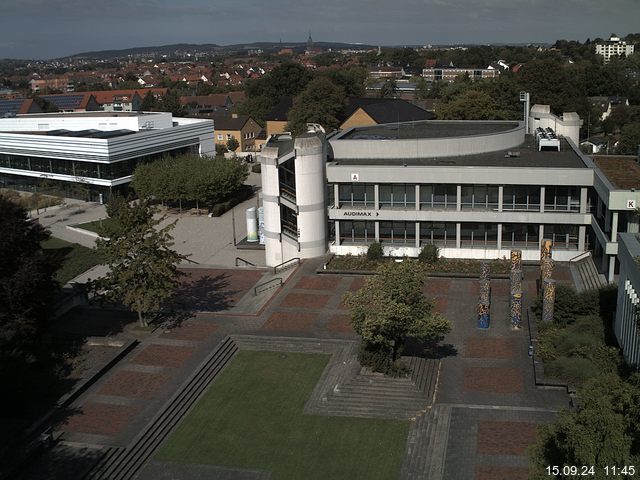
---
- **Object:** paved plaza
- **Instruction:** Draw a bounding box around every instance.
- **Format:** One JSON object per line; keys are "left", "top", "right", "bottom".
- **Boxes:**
{"left": 19, "top": 259, "right": 572, "bottom": 480}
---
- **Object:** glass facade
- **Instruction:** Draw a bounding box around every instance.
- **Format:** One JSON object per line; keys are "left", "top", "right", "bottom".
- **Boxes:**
{"left": 502, "top": 223, "right": 539, "bottom": 248}
{"left": 460, "top": 223, "right": 498, "bottom": 248}
{"left": 502, "top": 186, "right": 541, "bottom": 211}
{"left": 379, "top": 184, "right": 415, "bottom": 208}
{"left": 420, "top": 184, "right": 456, "bottom": 209}
{"left": 461, "top": 185, "right": 498, "bottom": 210}
{"left": 420, "top": 222, "right": 456, "bottom": 246}
{"left": 339, "top": 220, "right": 375, "bottom": 243}
{"left": 280, "top": 205, "right": 298, "bottom": 239}
{"left": 379, "top": 221, "right": 416, "bottom": 244}
{"left": 544, "top": 224, "right": 579, "bottom": 250}
{"left": 544, "top": 186, "right": 581, "bottom": 212}
{"left": 278, "top": 158, "right": 296, "bottom": 202}
{"left": 0, "top": 146, "right": 194, "bottom": 181}
{"left": 339, "top": 183, "right": 374, "bottom": 207}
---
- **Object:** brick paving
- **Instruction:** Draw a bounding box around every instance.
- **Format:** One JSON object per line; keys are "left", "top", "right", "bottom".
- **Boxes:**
{"left": 476, "top": 421, "right": 538, "bottom": 455}
{"left": 279, "top": 292, "right": 332, "bottom": 309}
{"left": 261, "top": 311, "right": 318, "bottom": 332}
{"left": 464, "top": 338, "right": 518, "bottom": 359}
{"left": 161, "top": 321, "right": 219, "bottom": 341}
{"left": 295, "top": 275, "right": 340, "bottom": 290}
{"left": 97, "top": 371, "right": 169, "bottom": 399}
{"left": 63, "top": 403, "right": 140, "bottom": 437}
{"left": 464, "top": 367, "right": 524, "bottom": 394}
{"left": 326, "top": 314, "right": 355, "bottom": 334}
{"left": 131, "top": 344, "right": 196, "bottom": 368}
{"left": 475, "top": 465, "right": 529, "bottom": 480}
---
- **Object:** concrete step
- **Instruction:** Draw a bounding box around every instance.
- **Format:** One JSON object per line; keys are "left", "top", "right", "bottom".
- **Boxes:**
{"left": 399, "top": 410, "right": 433, "bottom": 480}
{"left": 85, "top": 337, "right": 239, "bottom": 480}
{"left": 424, "top": 404, "right": 452, "bottom": 480}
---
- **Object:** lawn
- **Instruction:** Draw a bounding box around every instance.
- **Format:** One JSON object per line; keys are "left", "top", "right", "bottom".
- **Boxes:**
{"left": 157, "top": 351, "right": 410, "bottom": 480}
{"left": 73, "top": 217, "right": 118, "bottom": 235}
{"left": 42, "top": 237, "right": 100, "bottom": 283}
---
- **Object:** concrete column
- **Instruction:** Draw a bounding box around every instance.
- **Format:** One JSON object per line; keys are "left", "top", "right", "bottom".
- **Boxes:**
{"left": 334, "top": 220, "right": 340, "bottom": 246}
{"left": 580, "top": 187, "right": 588, "bottom": 214}
{"left": 334, "top": 184, "right": 340, "bottom": 208}
{"left": 415, "top": 185, "right": 420, "bottom": 211}
{"left": 540, "top": 186, "right": 545, "bottom": 213}
{"left": 611, "top": 211, "right": 619, "bottom": 242}
{"left": 374, "top": 184, "right": 379, "bottom": 210}
{"left": 498, "top": 185, "right": 503, "bottom": 212}
{"left": 456, "top": 185, "right": 462, "bottom": 211}
{"left": 375, "top": 221, "right": 380, "bottom": 242}
{"left": 578, "top": 226, "right": 586, "bottom": 251}
{"left": 415, "top": 221, "right": 420, "bottom": 248}
{"left": 609, "top": 256, "right": 616, "bottom": 283}
{"left": 497, "top": 224, "right": 502, "bottom": 250}
{"left": 456, "top": 223, "right": 461, "bottom": 249}
{"left": 539, "top": 225, "right": 544, "bottom": 250}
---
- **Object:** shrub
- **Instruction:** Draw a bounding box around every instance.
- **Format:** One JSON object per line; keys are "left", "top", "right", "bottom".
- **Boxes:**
{"left": 545, "top": 356, "right": 600, "bottom": 384}
{"left": 358, "top": 343, "right": 409, "bottom": 377}
{"left": 366, "top": 241, "right": 384, "bottom": 261}
{"left": 418, "top": 244, "right": 439, "bottom": 264}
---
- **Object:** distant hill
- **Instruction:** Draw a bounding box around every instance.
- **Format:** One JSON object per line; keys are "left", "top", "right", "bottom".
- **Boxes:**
{"left": 65, "top": 41, "right": 377, "bottom": 60}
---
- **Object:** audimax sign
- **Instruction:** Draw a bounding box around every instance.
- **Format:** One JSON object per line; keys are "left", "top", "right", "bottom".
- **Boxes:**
{"left": 341, "top": 210, "right": 379, "bottom": 217}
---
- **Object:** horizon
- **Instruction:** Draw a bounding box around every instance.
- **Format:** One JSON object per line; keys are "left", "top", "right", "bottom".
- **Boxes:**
{"left": 0, "top": 0, "right": 638, "bottom": 60}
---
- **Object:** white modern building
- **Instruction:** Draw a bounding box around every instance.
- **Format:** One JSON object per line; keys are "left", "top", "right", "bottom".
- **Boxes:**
{"left": 595, "top": 34, "right": 635, "bottom": 63}
{"left": 0, "top": 111, "right": 214, "bottom": 201}
{"left": 614, "top": 233, "right": 640, "bottom": 367}
{"left": 259, "top": 106, "right": 640, "bottom": 282}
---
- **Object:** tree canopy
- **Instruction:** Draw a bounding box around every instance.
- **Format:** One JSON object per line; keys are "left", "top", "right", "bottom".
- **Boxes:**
{"left": 131, "top": 154, "right": 248, "bottom": 209}
{"left": 286, "top": 77, "right": 346, "bottom": 134}
{"left": 95, "top": 197, "right": 186, "bottom": 326}
{"left": 343, "top": 262, "right": 451, "bottom": 370}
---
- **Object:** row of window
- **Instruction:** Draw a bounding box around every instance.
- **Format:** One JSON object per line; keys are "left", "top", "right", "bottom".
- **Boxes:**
{"left": 0, "top": 147, "right": 196, "bottom": 180}
{"left": 337, "top": 221, "right": 579, "bottom": 250}
{"left": 330, "top": 184, "right": 583, "bottom": 212}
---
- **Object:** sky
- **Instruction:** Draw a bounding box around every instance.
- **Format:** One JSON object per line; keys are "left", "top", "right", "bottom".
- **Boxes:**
{"left": 0, "top": 0, "right": 638, "bottom": 59}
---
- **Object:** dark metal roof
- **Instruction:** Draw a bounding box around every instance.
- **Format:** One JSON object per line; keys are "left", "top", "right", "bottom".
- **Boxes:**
{"left": 342, "top": 97, "right": 435, "bottom": 124}
{"left": 338, "top": 120, "right": 519, "bottom": 140}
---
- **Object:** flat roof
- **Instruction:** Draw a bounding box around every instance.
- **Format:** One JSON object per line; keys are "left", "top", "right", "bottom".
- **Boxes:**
{"left": 330, "top": 136, "right": 587, "bottom": 169}
{"left": 593, "top": 155, "right": 640, "bottom": 190}
{"left": 3, "top": 129, "right": 137, "bottom": 139}
{"left": 337, "top": 120, "right": 520, "bottom": 140}
{"left": 15, "top": 111, "right": 159, "bottom": 118}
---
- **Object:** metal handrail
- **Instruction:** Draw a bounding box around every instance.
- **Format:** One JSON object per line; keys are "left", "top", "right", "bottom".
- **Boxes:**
{"left": 569, "top": 251, "right": 591, "bottom": 263}
{"left": 273, "top": 257, "right": 300, "bottom": 274}
{"left": 235, "top": 257, "right": 257, "bottom": 267}
{"left": 254, "top": 277, "right": 283, "bottom": 295}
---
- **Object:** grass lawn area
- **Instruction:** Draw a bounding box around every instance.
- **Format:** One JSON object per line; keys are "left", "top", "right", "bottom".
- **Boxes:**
{"left": 157, "top": 351, "right": 409, "bottom": 480}
{"left": 42, "top": 237, "right": 99, "bottom": 283}
{"left": 73, "top": 217, "right": 117, "bottom": 235}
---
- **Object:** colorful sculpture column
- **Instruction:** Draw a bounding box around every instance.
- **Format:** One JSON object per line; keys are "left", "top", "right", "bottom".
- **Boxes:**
{"left": 510, "top": 249, "right": 522, "bottom": 271}
{"left": 540, "top": 258, "right": 554, "bottom": 295}
{"left": 477, "top": 276, "right": 491, "bottom": 329}
{"left": 542, "top": 279, "right": 556, "bottom": 323}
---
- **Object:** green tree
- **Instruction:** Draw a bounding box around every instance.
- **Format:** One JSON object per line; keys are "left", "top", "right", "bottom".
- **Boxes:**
{"left": 244, "top": 62, "right": 313, "bottom": 102}
{"left": 286, "top": 77, "right": 346, "bottom": 134}
{"left": 226, "top": 136, "right": 240, "bottom": 152}
{"left": 378, "top": 79, "right": 397, "bottom": 98}
{"left": 530, "top": 374, "right": 640, "bottom": 479}
{"left": 0, "top": 196, "right": 59, "bottom": 407}
{"left": 95, "top": 197, "right": 186, "bottom": 327}
{"left": 617, "top": 123, "right": 640, "bottom": 155}
{"left": 343, "top": 262, "right": 451, "bottom": 368}
{"left": 436, "top": 89, "right": 508, "bottom": 120}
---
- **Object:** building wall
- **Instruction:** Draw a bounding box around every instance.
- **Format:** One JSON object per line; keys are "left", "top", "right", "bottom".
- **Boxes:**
{"left": 340, "top": 109, "right": 376, "bottom": 130}
{"left": 266, "top": 120, "right": 288, "bottom": 137}
{"left": 615, "top": 233, "right": 640, "bottom": 367}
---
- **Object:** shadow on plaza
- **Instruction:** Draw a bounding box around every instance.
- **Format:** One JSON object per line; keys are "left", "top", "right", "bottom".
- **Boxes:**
{"left": 170, "top": 273, "right": 237, "bottom": 315}
{"left": 405, "top": 338, "right": 458, "bottom": 359}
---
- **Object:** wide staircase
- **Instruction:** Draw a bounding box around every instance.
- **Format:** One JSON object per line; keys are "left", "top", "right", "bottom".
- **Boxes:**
{"left": 82, "top": 337, "right": 239, "bottom": 480}
{"left": 316, "top": 356, "right": 440, "bottom": 420}
{"left": 570, "top": 252, "right": 607, "bottom": 292}
{"left": 399, "top": 404, "right": 452, "bottom": 480}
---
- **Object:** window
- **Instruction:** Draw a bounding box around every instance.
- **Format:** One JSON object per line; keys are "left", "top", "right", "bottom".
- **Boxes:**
{"left": 217, "top": 134, "right": 223, "bottom": 140}
{"left": 461, "top": 185, "right": 498, "bottom": 210}
{"left": 420, "top": 184, "right": 456, "bottom": 209}
{"left": 545, "top": 224, "right": 579, "bottom": 250}
{"left": 339, "top": 221, "right": 375, "bottom": 243}
{"left": 281, "top": 205, "right": 298, "bottom": 239}
{"left": 459, "top": 223, "right": 498, "bottom": 248}
{"left": 502, "top": 223, "right": 539, "bottom": 248}
{"left": 338, "top": 183, "right": 374, "bottom": 207}
{"left": 379, "top": 184, "right": 415, "bottom": 208}
{"left": 379, "top": 221, "right": 416, "bottom": 244}
{"left": 545, "top": 186, "right": 580, "bottom": 212}
{"left": 226, "top": 134, "right": 232, "bottom": 140}
{"left": 420, "top": 222, "right": 456, "bottom": 246}
{"left": 503, "top": 186, "right": 541, "bottom": 211}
